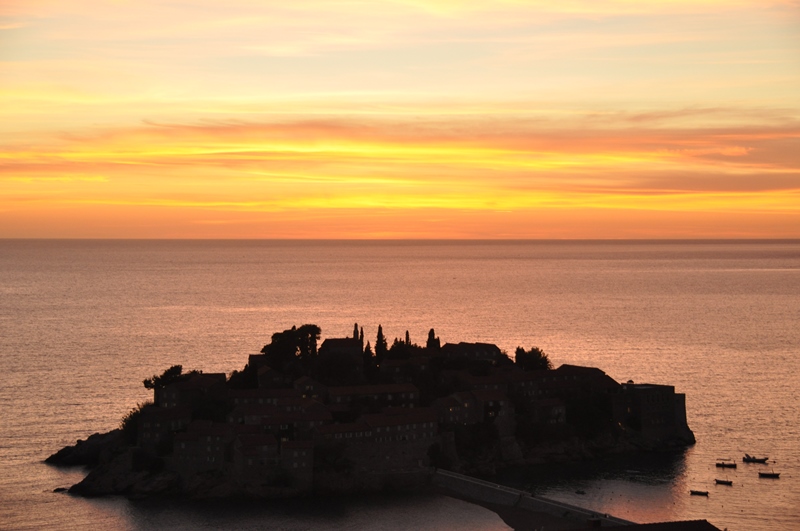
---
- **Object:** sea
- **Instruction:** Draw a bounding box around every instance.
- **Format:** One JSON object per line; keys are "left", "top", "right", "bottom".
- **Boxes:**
{"left": 0, "top": 239, "right": 798, "bottom": 531}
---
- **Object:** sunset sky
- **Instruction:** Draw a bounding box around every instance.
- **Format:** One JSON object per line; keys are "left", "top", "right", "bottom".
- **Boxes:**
{"left": 2, "top": 0, "right": 799, "bottom": 238}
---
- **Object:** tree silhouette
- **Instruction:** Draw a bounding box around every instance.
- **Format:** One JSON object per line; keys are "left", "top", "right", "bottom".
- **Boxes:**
{"left": 143, "top": 365, "right": 184, "bottom": 389}
{"left": 261, "top": 324, "right": 321, "bottom": 375}
{"left": 375, "top": 325, "right": 388, "bottom": 363}
{"left": 120, "top": 401, "right": 154, "bottom": 443}
{"left": 362, "top": 340, "right": 376, "bottom": 379}
{"left": 426, "top": 328, "right": 440, "bottom": 350}
{"left": 514, "top": 346, "right": 552, "bottom": 371}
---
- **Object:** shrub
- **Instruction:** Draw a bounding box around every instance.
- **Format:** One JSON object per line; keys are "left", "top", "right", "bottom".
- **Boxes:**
{"left": 120, "top": 400, "right": 154, "bottom": 444}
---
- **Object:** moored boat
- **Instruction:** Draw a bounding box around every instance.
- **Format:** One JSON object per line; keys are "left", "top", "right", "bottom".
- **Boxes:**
{"left": 715, "top": 479, "right": 733, "bottom": 486}
{"left": 759, "top": 471, "right": 780, "bottom": 478}
{"left": 690, "top": 490, "right": 709, "bottom": 496}
{"left": 716, "top": 461, "right": 737, "bottom": 468}
{"left": 743, "top": 454, "right": 769, "bottom": 464}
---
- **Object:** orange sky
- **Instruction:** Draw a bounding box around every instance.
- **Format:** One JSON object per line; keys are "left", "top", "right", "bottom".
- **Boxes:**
{"left": 2, "top": 0, "right": 799, "bottom": 238}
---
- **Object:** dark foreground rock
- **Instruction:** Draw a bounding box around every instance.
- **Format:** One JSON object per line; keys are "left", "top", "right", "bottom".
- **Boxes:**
{"left": 46, "top": 430, "right": 126, "bottom": 467}
{"left": 67, "top": 447, "right": 181, "bottom": 497}
{"left": 64, "top": 447, "right": 181, "bottom": 498}
{"left": 50, "top": 423, "right": 691, "bottom": 500}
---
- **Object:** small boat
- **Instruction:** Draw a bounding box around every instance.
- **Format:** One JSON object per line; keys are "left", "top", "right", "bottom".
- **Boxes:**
{"left": 743, "top": 454, "right": 769, "bottom": 464}
{"left": 690, "top": 490, "right": 709, "bottom": 496}
{"left": 716, "top": 462, "right": 737, "bottom": 469}
{"left": 715, "top": 479, "right": 733, "bottom": 486}
{"left": 759, "top": 471, "right": 780, "bottom": 479}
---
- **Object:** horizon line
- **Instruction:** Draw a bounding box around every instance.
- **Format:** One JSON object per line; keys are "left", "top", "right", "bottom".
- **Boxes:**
{"left": 2, "top": 237, "right": 799, "bottom": 243}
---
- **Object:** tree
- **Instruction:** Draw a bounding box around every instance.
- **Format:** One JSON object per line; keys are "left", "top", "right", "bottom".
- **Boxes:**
{"left": 405, "top": 330, "right": 410, "bottom": 345}
{"left": 388, "top": 336, "right": 426, "bottom": 360}
{"left": 143, "top": 365, "right": 184, "bottom": 389}
{"left": 426, "top": 328, "right": 441, "bottom": 350}
{"left": 353, "top": 322, "right": 359, "bottom": 340}
{"left": 375, "top": 325, "right": 388, "bottom": 363}
{"left": 363, "top": 341, "right": 376, "bottom": 378}
{"left": 261, "top": 324, "right": 321, "bottom": 374}
{"left": 388, "top": 337, "right": 410, "bottom": 360}
{"left": 514, "top": 346, "right": 552, "bottom": 371}
{"left": 120, "top": 401, "right": 154, "bottom": 443}
{"left": 297, "top": 324, "right": 321, "bottom": 360}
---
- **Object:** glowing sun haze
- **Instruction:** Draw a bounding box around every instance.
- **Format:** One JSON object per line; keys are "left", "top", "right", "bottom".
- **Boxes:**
{"left": 2, "top": 0, "right": 799, "bottom": 238}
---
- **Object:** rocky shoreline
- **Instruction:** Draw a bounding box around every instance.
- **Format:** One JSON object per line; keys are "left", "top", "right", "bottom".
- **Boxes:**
{"left": 47, "top": 423, "right": 692, "bottom": 499}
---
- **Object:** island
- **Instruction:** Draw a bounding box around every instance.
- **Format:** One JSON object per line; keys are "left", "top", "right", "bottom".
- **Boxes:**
{"left": 47, "top": 324, "right": 695, "bottom": 500}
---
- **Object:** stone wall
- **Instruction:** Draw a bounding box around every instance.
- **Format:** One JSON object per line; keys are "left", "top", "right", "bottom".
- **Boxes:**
{"left": 432, "top": 469, "right": 635, "bottom": 527}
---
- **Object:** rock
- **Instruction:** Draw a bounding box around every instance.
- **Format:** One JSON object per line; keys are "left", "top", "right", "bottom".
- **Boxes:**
{"left": 130, "top": 471, "right": 180, "bottom": 498}
{"left": 182, "top": 470, "right": 230, "bottom": 498}
{"left": 46, "top": 430, "right": 126, "bottom": 467}
{"left": 68, "top": 448, "right": 147, "bottom": 496}
{"left": 53, "top": 487, "right": 68, "bottom": 493}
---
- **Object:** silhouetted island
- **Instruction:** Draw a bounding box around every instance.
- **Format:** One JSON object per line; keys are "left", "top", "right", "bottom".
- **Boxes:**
{"left": 47, "top": 324, "right": 695, "bottom": 499}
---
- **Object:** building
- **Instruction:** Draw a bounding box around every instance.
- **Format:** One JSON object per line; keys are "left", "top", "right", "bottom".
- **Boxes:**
{"left": 328, "top": 383, "right": 420, "bottom": 411}
{"left": 614, "top": 382, "right": 693, "bottom": 444}
{"left": 440, "top": 342, "right": 506, "bottom": 363}
{"left": 156, "top": 373, "right": 227, "bottom": 408}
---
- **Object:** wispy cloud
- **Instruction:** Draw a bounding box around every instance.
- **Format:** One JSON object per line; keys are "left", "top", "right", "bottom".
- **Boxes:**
{"left": 1, "top": 0, "right": 798, "bottom": 237}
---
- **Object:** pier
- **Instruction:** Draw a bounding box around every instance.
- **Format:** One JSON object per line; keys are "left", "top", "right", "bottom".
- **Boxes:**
{"left": 433, "top": 469, "right": 635, "bottom": 528}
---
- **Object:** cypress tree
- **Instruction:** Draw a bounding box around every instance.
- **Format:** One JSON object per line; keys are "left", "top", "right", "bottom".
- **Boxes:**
{"left": 376, "top": 325, "right": 388, "bottom": 362}
{"left": 426, "top": 328, "right": 440, "bottom": 350}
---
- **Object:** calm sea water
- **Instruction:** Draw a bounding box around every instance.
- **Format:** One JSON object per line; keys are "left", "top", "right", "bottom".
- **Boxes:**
{"left": 1, "top": 240, "right": 798, "bottom": 531}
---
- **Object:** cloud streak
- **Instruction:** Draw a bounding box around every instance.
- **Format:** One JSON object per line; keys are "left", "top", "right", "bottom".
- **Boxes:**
{"left": 1, "top": 0, "right": 799, "bottom": 237}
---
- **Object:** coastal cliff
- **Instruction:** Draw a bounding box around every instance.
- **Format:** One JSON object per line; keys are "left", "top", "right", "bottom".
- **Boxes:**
{"left": 47, "top": 324, "right": 694, "bottom": 499}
